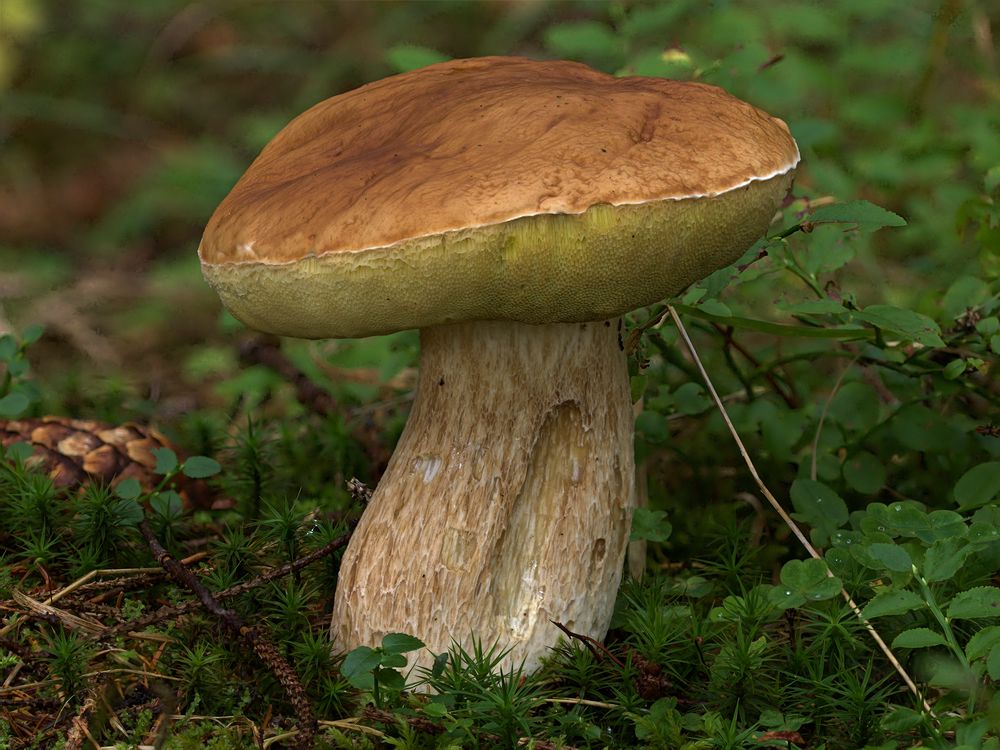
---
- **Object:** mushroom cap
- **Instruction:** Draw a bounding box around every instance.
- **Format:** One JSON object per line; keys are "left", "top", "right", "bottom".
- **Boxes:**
{"left": 200, "top": 56, "right": 798, "bottom": 338}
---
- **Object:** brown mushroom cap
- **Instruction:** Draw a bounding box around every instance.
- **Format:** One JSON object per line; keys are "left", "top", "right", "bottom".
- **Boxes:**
{"left": 200, "top": 56, "right": 798, "bottom": 338}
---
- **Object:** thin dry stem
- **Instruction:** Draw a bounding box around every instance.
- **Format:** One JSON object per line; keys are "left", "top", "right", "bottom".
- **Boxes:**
{"left": 666, "top": 304, "right": 934, "bottom": 717}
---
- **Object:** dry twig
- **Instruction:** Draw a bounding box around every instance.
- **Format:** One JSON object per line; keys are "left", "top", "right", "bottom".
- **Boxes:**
{"left": 667, "top": 304, "right": 934, "bottom": 717}
{"left": 137, "top": 519, "right": 318, "bottom": 749}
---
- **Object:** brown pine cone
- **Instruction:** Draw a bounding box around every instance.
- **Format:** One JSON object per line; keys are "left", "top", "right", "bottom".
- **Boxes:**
{"left": 0, "top": 417, "right": 213, "bottom": 509}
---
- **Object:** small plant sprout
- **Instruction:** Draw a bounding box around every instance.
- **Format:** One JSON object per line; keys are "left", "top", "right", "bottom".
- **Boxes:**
{"left": 0, "top": 325, "right": 43, "bottom": 419}
{"left": 340, "top": 632, "right": 426, "bottom": 707}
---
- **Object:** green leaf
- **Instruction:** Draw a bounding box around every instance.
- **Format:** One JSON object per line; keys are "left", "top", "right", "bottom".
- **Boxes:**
{"left": 431, "top": 651, "right": 449, "bottom": 679}
{"left": 635, "top": 410, "right": 669, "bottom": 444}
{"left": 828, "top": 382, "right": 880, "bottom": 433}
{"left": 341, "top": 646, "right": 380, "bottom": 689}
{"left": 114, "top": 499, "right": 144, "bottom": 528}
{"left": 803, "top": 575, "right": 842, "bottom": 601}
{"left": 941, "top": 276, "right": 991, "bottom": 319}
{"left": 789, "top": 118, "right": 839, "bottom": 150}
{"left": 630, "top": 374, "right": 647, "bottom": 403}
{"left": 947, "top": 587, "right": 1000, "bottom": 619}
{"left": 762, "top": 409, "right": 806, "bottom": 462}
{"left": 3, "top": 441, "right": 32, "bottom": 462}
{"left": 697, "top": 299, "right": 732, "bottom": 317}
{"left": 115, "top": 478, "right": 142, "bottom": 501}
{"left": 892, "top": 628, "right": 947, "bottom": 649}
{"left": 988, "top": 645, "right": 1000, "bottom": 681}
{"left": 923, "top": 537, "right": 974, "bottom": 583}
{"left": 385, "top": 44, "right": 449, "bottom": 73}
{"left": 969, "top": 522, "right": 1000, "bottom": 543}
{"left": 986, "top": 165, "right": 1000, "bottom": 193}
{"left": 880, "top": 707, "right": 924, "bottom": 731}
{"left": 379, "top": 653, "right": 407, "bottom": 668}
{"left": 182, "top": 456, "right": 221, "bottom": 479}
{"left": 152, "top": 447, "right": 178, "bottom": 475}
{"left": 625, "top": 48, "right": 694, "bottom": 78}
{"left": 424, "top": 700, "right": 448, "bottom": 718}
{"left": 0, "top": 392, "right": 29, "bottom": 418}
{"left": 976, "top": 316, "right": 999, "bottom": 336}
{"left": 0, "top": 335, "right": 17, "bottom": 363}
{"left": 673, "top": 382, "right": 711, "bottom": 415}
{"left": 954, "top": 462, "right": 1000, "bottom": 510}
{"left": 860, "top": 502, "right": 933, "bottom": 539}
{"left": 842, "top": 451, "right": 886, "bottom": 494}
{"left": 866, "top": 543, "right": 913, "bottom": 572}
{"left": 630, "top": 508, "right": 672, "bottom": 543}
{"left": 809, "top": 200, "right": 906, "bottom": 230}
{"left": 671, "top": 304, "right": 873, "bottom": 340}
{"left": 790, "top": 479, "right": 849, "bottom": 546}
{"left": 862, "top": 589, "right": 924, "bottom": 619}
{"left": 375, "top": 667, "right": 405, "bottom": 691}
{"left": 769, "top": 558, "right": 841, "bottom": 610}
{"left": 681, "top": 287, "right": 706, "bottom": 305}
{"left": 150, "top": 490, "right": 184, "bottom": 519}
{"left": 926, "top": 658, "right": 975, "bottom": 690}
{"left": 943, "top": 359, "right": 967, "bottom": 380}
{"left": 920, "top": 510, "right": 968, "bottom": 543}
{"left": 21, "top": 324, "right": 44, "bottom": 345}
{"left": 778, "top": 298, "right": 847, "bottom": 315}
{"left": 965, "top": 626, "right": 1000, "bottom": 661}
{"left": 619, "top": 4, "right": 690, "bottom": 39}
{"left": 853, "top": 305, "right": 945, "bottom": 347}
{"left": 544, "top": 21, "right": 623, "bottom": 67}
{"left": 891, "top": 405, "right": 956, "bottom": 452}
{"left": 381, "top": 633, "right": 425, "bottom": 656}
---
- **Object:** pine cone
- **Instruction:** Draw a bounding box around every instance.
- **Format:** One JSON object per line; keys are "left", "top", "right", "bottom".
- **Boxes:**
{"left": 0, "top": 417, "right": 213, "bottom": 509}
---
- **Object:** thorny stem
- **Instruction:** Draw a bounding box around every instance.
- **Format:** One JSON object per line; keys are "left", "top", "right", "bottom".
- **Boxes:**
{"left": 666, "top": 305, "right": 936, "bottom": 721}
{"left": 105, "top": 524, "right": 354, "bottom": 637}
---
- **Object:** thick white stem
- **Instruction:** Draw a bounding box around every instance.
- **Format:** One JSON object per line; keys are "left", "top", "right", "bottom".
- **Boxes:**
{"left": 331, "top": 319, "right": 634, "bottom": 672}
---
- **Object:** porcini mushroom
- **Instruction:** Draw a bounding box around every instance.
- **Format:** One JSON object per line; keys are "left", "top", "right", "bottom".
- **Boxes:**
{"left": 199, "top": 57, "right": 799, "bottom": 672}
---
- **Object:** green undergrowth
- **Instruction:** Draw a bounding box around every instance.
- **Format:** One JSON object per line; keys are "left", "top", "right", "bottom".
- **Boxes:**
{"left": 1, "top": 430, "right": 1000, "bottom": 748}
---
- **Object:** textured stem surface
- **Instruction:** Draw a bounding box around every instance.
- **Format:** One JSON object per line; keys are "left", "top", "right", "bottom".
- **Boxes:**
{"left": 331, "top": 319, "right": 634, "bottom": 671}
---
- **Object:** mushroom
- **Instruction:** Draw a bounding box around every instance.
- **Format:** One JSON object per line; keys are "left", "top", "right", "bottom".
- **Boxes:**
{"left": 198, "top": 57, "right": 799, "bottom": 672}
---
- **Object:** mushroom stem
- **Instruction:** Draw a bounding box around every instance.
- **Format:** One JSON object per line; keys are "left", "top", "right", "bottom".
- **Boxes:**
{"left": 331, "top": 319, "right": 634, "bottom": 672}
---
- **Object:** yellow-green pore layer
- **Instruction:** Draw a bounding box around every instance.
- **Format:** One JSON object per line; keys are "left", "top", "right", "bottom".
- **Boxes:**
{"left": 201, "top": 172, "right": 793, "bottom": 339}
